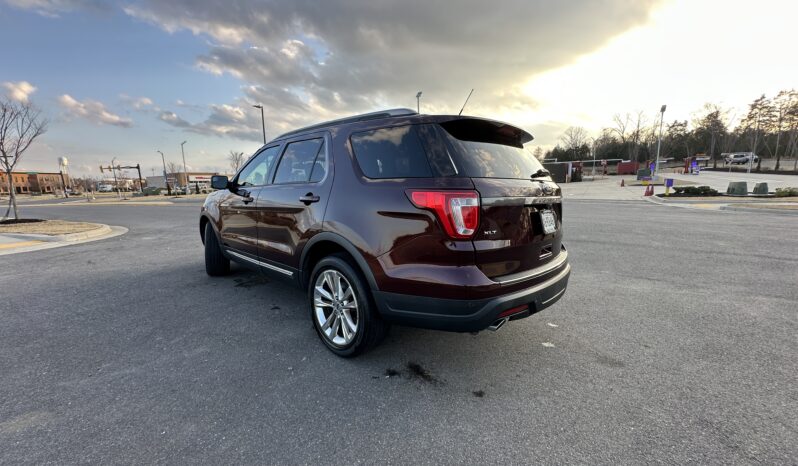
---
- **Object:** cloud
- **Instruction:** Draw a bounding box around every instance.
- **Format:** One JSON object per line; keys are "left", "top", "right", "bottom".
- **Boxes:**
{"left": 2, "top": 81, "right": 37, "bottom": 102}
{"left": 3, "top": 0, "right": 110, "bottom": 16}
{"left": 159, "top": 104, "right": 262, "bottom": 141}
{"left": 125, "top": 0, "right": 661, "bottom": 139}
{"left": 120, "top": 94, "right": 160, "bottom": 113}
{"left": 57, "top": 94, "right": 133, "bottom": 127}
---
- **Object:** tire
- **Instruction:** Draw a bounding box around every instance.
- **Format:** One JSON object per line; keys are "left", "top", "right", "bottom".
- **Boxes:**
{"left": 308, "top": 254, "right": 389, "bottom": 357}
{"left": 204, "top": 222, "right": 230, "bottom": 276}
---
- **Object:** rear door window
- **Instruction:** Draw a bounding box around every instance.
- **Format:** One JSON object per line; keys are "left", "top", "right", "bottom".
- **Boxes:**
{"left": 350, "top": 126, "right": 433, "bottom": 179}
{"left": 273, "top": 138, "right": 325, "bottom": 184}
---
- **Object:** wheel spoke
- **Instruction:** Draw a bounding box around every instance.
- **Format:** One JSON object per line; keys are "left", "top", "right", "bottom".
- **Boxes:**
{"left": 332, "top": 273, "right": 344, "bottom": 300}
{"left": 342, "top": 310, "right": 357, "bottom": 338}
{"left": 315, "top": 285, "right": 334, "bottom": 302}
{"left": 340, "top": 315, "right": 351, "bottom": 341}
{"left": 329, "top": 315, "right": 341, "bottom": 339}
{"left": 314, "top": 298, "right": 332, "bottom": 308}
{"left": 341, "top": 286, "right": 353, "bottom": 302}
{"left": 321, "top": 311, "right": 335, "bottom": 330}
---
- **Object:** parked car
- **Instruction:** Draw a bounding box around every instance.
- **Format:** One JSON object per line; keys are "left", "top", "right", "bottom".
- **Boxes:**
{"left": 200, "top": 109, "right": 571, "bottom": 356}
{"left": 724, "top": 153, "right": 759, "bottom": 165}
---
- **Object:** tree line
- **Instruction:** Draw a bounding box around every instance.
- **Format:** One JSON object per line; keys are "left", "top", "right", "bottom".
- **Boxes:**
{"left": 544, "top": 89, "right": 798, "bottom": 172}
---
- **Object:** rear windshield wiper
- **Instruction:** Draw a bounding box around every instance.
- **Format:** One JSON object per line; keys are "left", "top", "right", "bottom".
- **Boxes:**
{"left": 530, "top": 169, "right": 551, "bottom": 179}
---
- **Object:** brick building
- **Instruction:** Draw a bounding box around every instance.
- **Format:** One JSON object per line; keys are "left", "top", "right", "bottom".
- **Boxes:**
{"left": 0, "top": 171, "right": 69, "bottom": 195}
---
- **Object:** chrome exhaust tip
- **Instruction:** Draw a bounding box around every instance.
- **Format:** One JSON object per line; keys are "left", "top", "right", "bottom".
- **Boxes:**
{"left": 487, "top": 317, "right": 508, "bottom": 331}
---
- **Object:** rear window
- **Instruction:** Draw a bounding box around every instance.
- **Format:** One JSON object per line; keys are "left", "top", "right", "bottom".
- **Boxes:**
{"left": 437, "top": 124, "right": 543, "bottom": 180}
{"left": 350, "top": 126, "right": 433, "bottom": 179}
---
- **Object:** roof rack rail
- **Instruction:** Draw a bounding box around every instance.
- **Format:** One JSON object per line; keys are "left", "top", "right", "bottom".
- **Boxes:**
{"left": 276, "top": 108, "right": 417, "bottom": 140}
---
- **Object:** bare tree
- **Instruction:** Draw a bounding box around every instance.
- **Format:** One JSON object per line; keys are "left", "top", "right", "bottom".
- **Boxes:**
{"left": 228, "top": 150, "right": 245, "bottom": 173}
{"left": 559, "top": 126, "right": 588, "bottom": 158}
{"left": 740, "top": 94, "right": 770, "bottom": 171}
{"left": 0, "top": 98, "right": 48, "bottom": 220}
{"left": 769, "top": 89, "right": 797, "bottom": 170}
{"left": 692, "top": 103, "right": 729, "bottom": 168}
{"left": 611, "top": 112, "right": 648, "bottom": 162}
{"left": 532, "top": 146, "right": 544, "bottom": 161}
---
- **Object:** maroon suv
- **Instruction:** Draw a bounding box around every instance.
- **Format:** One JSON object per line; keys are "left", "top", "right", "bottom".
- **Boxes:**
{"left": 200, "top": 109, "right": 570, "bottom": 356}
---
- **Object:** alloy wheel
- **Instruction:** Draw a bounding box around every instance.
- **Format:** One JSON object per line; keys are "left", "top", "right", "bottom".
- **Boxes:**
{"left": 313, "top": 269, "right": 359, "bottom": 346}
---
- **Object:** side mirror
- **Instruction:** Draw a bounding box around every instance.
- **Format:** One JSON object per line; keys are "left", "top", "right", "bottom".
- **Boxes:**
{"left": 211, "top": 175, "right": 230, "bottom": 190}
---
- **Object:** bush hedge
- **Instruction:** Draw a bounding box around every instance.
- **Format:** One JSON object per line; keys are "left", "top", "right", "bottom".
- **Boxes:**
{"left": 672, "top": 185, "right": 719, "bottom": 196}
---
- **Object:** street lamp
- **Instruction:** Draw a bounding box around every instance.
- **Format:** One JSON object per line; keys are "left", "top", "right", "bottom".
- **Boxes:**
{"left": 157, "top": 150, "right": 171, "bottom": 195}
{"left": 253, "top": 104, "right": 266, "bottom": 144}
{"left": 416, "top": 91, "right": 423, "bottom": 113}
{"left": 180, "top": 141, "right": 189, "bottom": 194}
{"left": 654, "top": 104, "right": 666, "bottom": 179}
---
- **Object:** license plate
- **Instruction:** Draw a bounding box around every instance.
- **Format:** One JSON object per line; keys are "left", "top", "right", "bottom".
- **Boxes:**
{"left": 540, "top": 210, "right": 557, "bottom": 234}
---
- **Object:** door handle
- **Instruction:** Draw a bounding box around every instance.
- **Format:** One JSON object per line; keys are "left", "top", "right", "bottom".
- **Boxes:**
{"left": 299, "top": 193, "right": 320, "bottom": 205}
{"left": 242, "top": 196, "right": 254, "bottom": 204}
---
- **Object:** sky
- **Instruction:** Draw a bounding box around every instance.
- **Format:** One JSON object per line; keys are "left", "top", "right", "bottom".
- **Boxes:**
{"left": 1, "top": 0, "right": 796, "bottom": 177}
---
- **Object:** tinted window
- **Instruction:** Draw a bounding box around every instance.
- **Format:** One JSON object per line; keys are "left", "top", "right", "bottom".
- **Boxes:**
{"left": 238, "top": 146, "right": 280, "bottom": 186}
{"left": 309, "top": 141, "right": 327, "bottom": 183}
{"left": 273, "top": 138, "right": 324, "bottom": 184}
{"left": 350, "top": 126, "right": 432, "bottom": 179}
{"left": 438, "top": 125, "right": 543, "bottom": 179}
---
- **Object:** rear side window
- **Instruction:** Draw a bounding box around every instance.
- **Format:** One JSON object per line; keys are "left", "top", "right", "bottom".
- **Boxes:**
{"left": 350, "top": 126, "right": 433, "bottom": 179}
{"left": 273, "top": 138, "right": 324, "bottom": 184}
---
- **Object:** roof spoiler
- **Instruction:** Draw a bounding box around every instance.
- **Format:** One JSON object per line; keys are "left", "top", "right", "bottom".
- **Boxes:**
{"left": 440, "top": 117, "right": 534, "bottom": 147}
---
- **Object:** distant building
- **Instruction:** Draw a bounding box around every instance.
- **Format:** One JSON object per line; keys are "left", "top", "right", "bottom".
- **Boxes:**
{"left": 0, "top": 171, "right": 70, "bottom": 195}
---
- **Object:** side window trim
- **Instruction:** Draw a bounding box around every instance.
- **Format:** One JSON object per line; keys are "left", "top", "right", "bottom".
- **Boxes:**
{"left": 269, "top": 132, "right": 329, "bottom": 185}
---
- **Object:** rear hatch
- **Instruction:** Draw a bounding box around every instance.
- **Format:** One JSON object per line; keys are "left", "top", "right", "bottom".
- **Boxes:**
{"left": 430, "top": 119, "right": 564, "bottom": 281}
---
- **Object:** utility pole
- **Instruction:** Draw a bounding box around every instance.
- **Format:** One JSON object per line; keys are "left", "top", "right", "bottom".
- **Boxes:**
{"left": 253, "top": 105, "right": 266, "bottom": 144}
{"left": 181, "top": 141, "right": 188, "bottom": 195}
{"left": 416, "top": 91, "right": 423, "bottom": 113}
{"left": 111, "top": 157, "right": 121, "bottom": 199}
{"left": 135, "top": 164, "right": 143, "bottom": 193}
{"left": 654, "top": 104, "right": 666, "bottom": 179}
{"left": 59, "top": 170, "right": 68, "bottom": 198}
{"left": 157, "top": 150, "right": 171, "bottom": 195}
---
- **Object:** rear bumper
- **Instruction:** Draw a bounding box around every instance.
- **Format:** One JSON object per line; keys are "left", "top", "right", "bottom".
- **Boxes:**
{"left": 373, "top": 261, "right": 570, "bottom": 332}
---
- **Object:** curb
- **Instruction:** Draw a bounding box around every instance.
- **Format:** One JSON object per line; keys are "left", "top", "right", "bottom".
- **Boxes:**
{"left": 720, "top": 205, "right": 798, "bottom": 216}
{"left": 0, "top": 224, "right": 111, "bottom": 242}
{"left": 0, "top": 225, "right": 127, "bottom": 256}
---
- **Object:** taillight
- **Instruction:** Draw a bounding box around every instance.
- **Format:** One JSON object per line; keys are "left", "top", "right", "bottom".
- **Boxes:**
{"left": 407, "top": 190, "right": 480, "bottom": 239}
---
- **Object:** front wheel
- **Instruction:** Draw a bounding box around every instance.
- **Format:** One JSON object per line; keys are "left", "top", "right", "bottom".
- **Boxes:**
{"left": 309, "top": 255, "right": 389, "bottom": 357}
{"left": 204, "top": 222, "right": 230, "bottom": 276}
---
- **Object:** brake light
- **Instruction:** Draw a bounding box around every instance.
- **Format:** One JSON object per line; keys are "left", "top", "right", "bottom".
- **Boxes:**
{"left": 407, "top": 190, "right": 480, "bottom": 239}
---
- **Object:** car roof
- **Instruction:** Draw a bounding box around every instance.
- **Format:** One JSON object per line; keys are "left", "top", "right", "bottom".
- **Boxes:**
{"left": 271, "top": 109, "right": 534, "bottom": 145}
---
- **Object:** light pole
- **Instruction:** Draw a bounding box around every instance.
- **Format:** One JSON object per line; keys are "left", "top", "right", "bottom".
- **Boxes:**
{"left": 654, "top": 104, "right": 666, "bottom": 179}
{"left": 416, "top": 91, "right": 423, "bottom": 113}
{"left": 110, "top": 157, "right": 121, "bottom": 199}
{"left": 180, "top": 141, "right": 189, "bottom": 194}
{"left": 157, "top": 150, "right": 171, "bottom": 195}
{"left": 253, "top": 104, "right": 266, "bottom": 144}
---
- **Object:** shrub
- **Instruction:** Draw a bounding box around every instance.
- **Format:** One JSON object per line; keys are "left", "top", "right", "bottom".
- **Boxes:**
{"left": 672, "top": 185, "right": 718, "bottom": 196}
{"left": 775, "top": 187, "right": 798, "bottom": 197}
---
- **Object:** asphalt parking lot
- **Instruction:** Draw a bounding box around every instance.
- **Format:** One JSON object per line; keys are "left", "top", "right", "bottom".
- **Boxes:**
{"left": 1, "top": 199, "right": 796, "bottom": 463}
